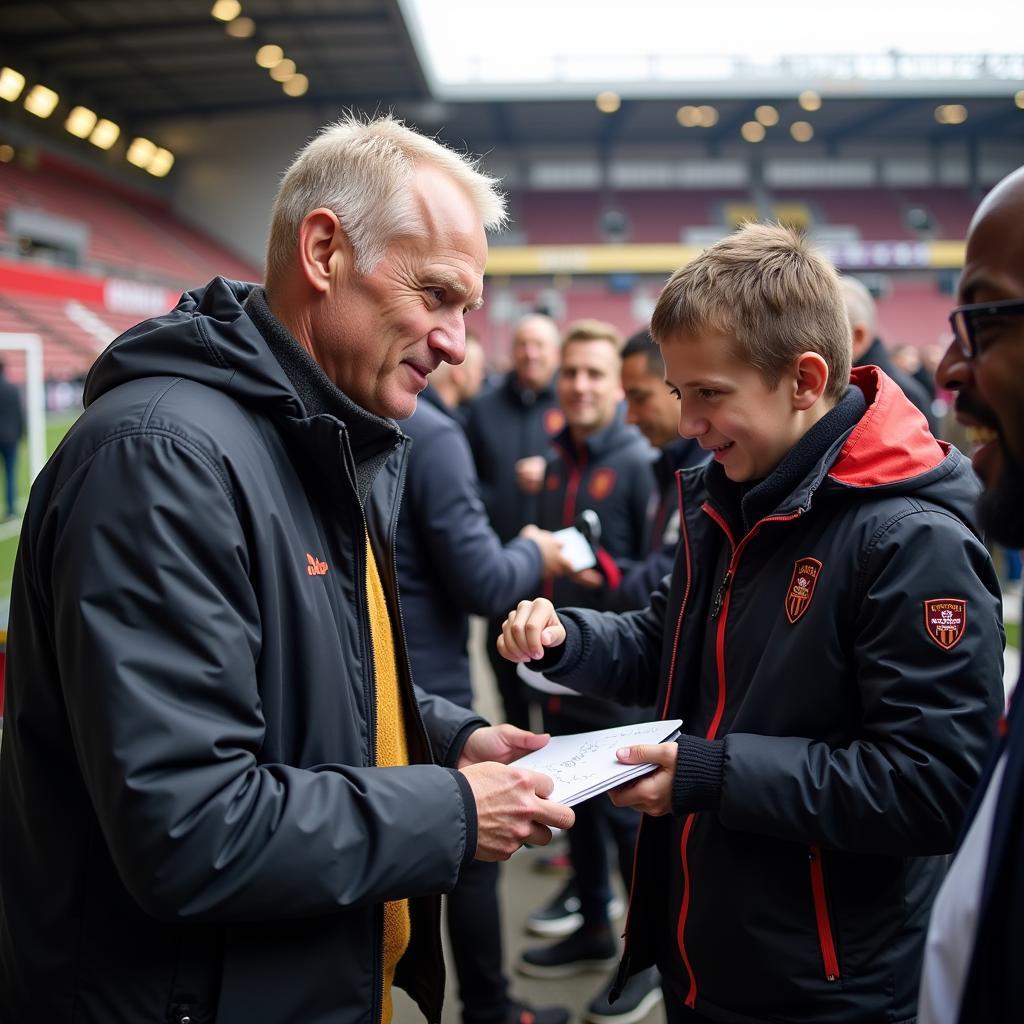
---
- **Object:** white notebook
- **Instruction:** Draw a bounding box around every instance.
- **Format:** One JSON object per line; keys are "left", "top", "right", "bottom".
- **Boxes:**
{"left": 514, "top": 719, "right": 683, "bottom": 806}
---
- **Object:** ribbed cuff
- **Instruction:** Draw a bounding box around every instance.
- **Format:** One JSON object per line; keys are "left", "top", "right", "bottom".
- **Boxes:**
{"left": 533, "top": 615, "right": 584, "bottom": 673}
{"left": 448, "top": 768, "right": 479, "bottom": 868}
{"left": 672, "top": 735, "right": 725, "bottom": 814}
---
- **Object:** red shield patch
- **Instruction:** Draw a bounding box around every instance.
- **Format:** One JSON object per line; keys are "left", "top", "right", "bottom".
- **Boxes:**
{"left": 544, "top": 408, "right": 566, "bottom": 436}
{"left": 924, "top": 598, "right": 967, "bottom": 651}
{"left": 588, "top": 468, "right": 617, "bottom": 501}
{"left": 785, "top": 557, "right": 822, "bottom": 624}
{"left": 545, "top": 473, "right": 561, "bottom": 491}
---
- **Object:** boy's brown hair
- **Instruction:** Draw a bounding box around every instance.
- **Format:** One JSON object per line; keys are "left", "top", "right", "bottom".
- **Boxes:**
{"left": 650, "top": 223, "right": 851, "bottom": 401}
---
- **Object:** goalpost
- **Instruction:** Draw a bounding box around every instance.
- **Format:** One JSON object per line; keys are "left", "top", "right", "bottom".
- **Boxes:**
{"left": 0, "top": 332, "right": 47, "bottom": 487}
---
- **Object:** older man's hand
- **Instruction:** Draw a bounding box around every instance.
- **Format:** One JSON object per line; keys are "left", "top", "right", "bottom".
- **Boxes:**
{"left": 460, "top": 761, "right": 575, "bottom": 861}
{"left": 458, "top": 724, "right": 550, "bottom": 768}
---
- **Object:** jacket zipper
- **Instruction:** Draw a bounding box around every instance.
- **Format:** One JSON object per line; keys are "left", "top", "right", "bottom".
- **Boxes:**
{"left": 618, "top": 472, "right": 697, "bottom": 1002}
{"left": 672, "top": 502, "right": 803, "bottom": 1008}
{"left": 808, "top": 847, "right": 841, "bottom": 981}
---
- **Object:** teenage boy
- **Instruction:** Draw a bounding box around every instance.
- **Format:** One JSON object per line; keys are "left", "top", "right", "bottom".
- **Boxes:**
{"left": 498, "top": 224, "right": 1004, "bottom": 1024}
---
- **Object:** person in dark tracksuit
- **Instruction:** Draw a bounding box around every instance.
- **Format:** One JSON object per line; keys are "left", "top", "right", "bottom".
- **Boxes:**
{"left": 518, "top": 321, "right": 663, "bottom": 1024}
{"left": 397, "top": 385, "right": 571, "bottom": 1024}
{"left": 612, "top": 329, "right": 707, "bottom": 613}
{"left": 499, "top": 225, "right": 1004, "bottom": 1024}
{"left": 464, "top": 314, "right": 564, "bottom": 728}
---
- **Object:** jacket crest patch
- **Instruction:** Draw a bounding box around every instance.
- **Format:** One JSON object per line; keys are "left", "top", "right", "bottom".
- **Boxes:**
{"left": 785, "top": 557, "right": 822, "bottom": 624}
{"left": 544, "top": 408, "right": 566, "bottom": 435}
{"left": 588, "top": 468, "right": 617, "bottom": 501}
{"left": 924, "top": 598, "right": 967, "bottom": 651}
{"left": 546, "top": 473, "right": 561, "bottom": 491}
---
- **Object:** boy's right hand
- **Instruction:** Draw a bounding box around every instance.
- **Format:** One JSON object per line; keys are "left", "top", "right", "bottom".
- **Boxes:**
{"left": 497, "top": 598, "right": 566, "bottom": 662}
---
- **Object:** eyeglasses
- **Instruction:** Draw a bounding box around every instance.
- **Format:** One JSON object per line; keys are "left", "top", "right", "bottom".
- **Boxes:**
{"left": 948, "top": 298, "right": 1024, "bottom": 360}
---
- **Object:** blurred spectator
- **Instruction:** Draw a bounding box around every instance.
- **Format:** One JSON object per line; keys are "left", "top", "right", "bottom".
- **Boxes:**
{"left": 432, "top": 333, "right": 488, "bottom": 427}
{"left": 398, "top": 382, "right": 572, "bottom": 1024}
{"left": 0, "top": 359, "right": 24, "bottom": 519}
{"left": 464, "top": 313, "right": 564, "bottom": 727}
{"left": 839, "top": 275, "right": 939, "bottom": 432}
{"left": 612, "top": 328, "right": 708, "bottom": 611}
{"left": 519, "top": 320, "right": 661, "bottom": 1024}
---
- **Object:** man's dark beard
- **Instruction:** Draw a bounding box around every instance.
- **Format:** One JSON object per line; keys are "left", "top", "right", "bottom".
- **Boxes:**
{"left": 978, "top": 443, "right": 1024, "bottom": 548}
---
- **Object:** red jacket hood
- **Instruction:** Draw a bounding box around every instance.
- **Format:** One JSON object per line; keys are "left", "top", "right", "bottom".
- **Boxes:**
{"left": 829, "top": 365, "right": 949, "bottom": 488}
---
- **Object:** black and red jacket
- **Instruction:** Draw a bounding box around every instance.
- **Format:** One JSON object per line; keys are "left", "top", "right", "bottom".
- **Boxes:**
{"left": 534, "top": 367, "right": 1005, "bottom": 1023}
{"left": 537, "top": 412, "right": 655, "bottom": 610}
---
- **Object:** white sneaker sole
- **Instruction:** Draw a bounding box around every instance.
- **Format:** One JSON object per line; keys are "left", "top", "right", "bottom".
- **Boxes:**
{"left": 526, "top": 897, "right": 625, "bottom": 938}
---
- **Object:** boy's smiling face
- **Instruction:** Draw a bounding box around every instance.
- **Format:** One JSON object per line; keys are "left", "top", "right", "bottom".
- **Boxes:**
{"left": 661, "top": 330, "right": 822, "bottom": 483}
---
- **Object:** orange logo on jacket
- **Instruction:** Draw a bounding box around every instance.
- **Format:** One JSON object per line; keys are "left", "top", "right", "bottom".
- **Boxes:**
{"left": 785, "top": 557, "right": 822, "bottom": 624}
{"left": 588, "top": 468, "right": 617, "bottom": 501}
{"left": 306, "top": 553, "right": 329, "bottom": 576}
{"left": 924, "top": 598, "right": 967, "bottom": 650}
{"left": 544, "top": 408, "right": 566, "bottom": 435}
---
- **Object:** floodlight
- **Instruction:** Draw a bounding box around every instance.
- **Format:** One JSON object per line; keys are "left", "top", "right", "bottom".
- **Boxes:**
{"left": 741, "top": 121, "right": 765, "bottom": 143}
{"left": 65, "top": 106, "right": 97, "bottom": 139}
{"left": 755, "top": 105, "right": 779, "bottom": 126}
{"left": 211, "top": 0, "right": 241, "bottom": 21}
{"left": 127, "top": 137, "right": 158, "bottom": 168}
{"left": 256, "top": 45, "right": 283, "bottom": 68}
{"left": 147, "top": 148, "right": 175, "bottom": 177}
{"left": 798, "top": 90, "right": 821, "bottom": 112}
{"left": 0, "top": 67, "right": 25, "bottom": 102}
{"left": 790, "top": 121, "right": 814, "bottom": 142}
{"left": 269, "top": 59, "right": 296, "bottom": 82}
{"left": 595, "top": 91, "right": 620, "bottom": 114}
{"left": 283, "top": 74, "right": 309, "bottom": 97}
{"left": 24, "top": 84, "right": 59, "bottom": 119}
{"left": 89, "top": 119, "right": 120, "bottom": 149}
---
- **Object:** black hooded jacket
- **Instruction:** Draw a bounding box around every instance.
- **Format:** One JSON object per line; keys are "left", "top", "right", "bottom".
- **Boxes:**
{"left": 534, "top": 368, "right": 1004, "bottom": 1023}
{"left": 0, "top": 279, "right": 484, "bottom": 1024}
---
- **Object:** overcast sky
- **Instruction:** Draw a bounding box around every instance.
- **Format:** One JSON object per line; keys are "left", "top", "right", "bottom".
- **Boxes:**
{"left": 403, "top": 0, "right": 1020, "bottom": 85}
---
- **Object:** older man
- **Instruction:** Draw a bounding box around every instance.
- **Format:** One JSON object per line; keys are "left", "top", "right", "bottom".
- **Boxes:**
{"left": 0, "top": 115, "right": 573, "bottom": 1024}
{"left": 918, "top": 164, "right": 1024, "bottom": 1024}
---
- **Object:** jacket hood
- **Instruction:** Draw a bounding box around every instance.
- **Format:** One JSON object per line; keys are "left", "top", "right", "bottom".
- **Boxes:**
{"left": 84, "top": 277, "right": 303, "bottom": 418}
{"left": 825, "top": 365, "right": 978, "bottom": 521}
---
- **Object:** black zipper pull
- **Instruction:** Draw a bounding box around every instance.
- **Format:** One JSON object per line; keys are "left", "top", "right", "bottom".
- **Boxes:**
{"left": 711, "top": 569, "right": 733, "bottom": 619}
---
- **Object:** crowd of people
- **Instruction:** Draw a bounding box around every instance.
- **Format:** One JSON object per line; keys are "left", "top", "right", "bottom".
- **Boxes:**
{"left": 0, "top": 113, "right": 1021, "bottom": 1024}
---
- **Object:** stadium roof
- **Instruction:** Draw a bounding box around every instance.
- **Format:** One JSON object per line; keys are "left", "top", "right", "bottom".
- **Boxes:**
{"left": 0, "top": 0, "right": 1021, "bottom": 155}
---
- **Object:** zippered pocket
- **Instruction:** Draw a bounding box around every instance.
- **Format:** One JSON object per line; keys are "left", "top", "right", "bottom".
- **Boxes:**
{"left": 808, "top": 846, "right": 841, "bottom": 982}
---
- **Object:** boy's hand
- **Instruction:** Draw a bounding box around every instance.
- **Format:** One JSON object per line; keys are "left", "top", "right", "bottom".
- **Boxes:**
{"left": 608, "top": 742, "right": 679, "bottom": 816}
{"left": 497, "top": 598, "right": 566, "bottom": 662}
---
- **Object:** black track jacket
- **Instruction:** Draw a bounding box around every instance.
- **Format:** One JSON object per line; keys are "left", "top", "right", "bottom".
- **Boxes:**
{"left": 535, "top": 367, "right": 1004, "bottom": 1023}
{"left": 0, "top": 278, "right": 484, "bottom": 1024}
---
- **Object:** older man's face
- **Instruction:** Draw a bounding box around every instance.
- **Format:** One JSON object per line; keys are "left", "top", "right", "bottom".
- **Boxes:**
{"left": 313, "top": 163, "right": 488, "bottom": 419}
{"left": 937, "top": 172, "right": 1024, "bottom": 546}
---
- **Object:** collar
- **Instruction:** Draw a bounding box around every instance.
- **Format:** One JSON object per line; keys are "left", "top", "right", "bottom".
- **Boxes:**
{"left": 705, "top": 385, "right": 867, "bottom": 535}
{"left": 504, "top": 371, "right": 556, "bottom": 407}
{"left": 246, "top": 287, "right": 403, "bottom": 502}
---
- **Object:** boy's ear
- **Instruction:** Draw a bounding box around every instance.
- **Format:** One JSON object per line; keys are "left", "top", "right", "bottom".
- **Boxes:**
{"left": 297, "top": 208, "right": 350, "bottom": 294}
{"left": 791, "top": 352, "right": 830, "bottom": 410}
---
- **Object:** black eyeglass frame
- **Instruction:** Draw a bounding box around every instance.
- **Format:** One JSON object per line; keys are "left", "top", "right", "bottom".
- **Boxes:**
{"left": 948, "top": 298, "right": 1024, "bottom": 360}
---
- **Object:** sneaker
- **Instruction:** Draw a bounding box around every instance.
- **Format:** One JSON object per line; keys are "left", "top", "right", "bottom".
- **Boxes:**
{"left": 517, "top": 925, "right": 619, "bottom": 978}
{"left": 583, "top": 967, "right": 663, "bottom": 1024}
{"left": 503, "top": 999, "right": 570, "bottom": 1024}
{"left": 527, "top": 880, "right": 626, "bottom": 938}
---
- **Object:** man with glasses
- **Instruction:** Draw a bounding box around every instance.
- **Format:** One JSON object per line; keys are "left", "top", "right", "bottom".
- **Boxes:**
{"left": 919, "top": 164, "right": 1024, "bottom": 1024}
